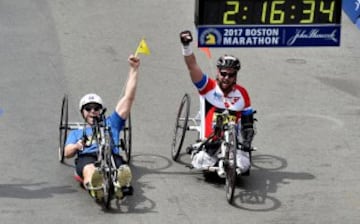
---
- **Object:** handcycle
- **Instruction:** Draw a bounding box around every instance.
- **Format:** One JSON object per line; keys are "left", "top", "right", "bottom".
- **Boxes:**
{"left": 171, "top": 93, "right": 255, "bottom": 204}
{"left": 58, "top": 94, "right": 132, "bottom": 208}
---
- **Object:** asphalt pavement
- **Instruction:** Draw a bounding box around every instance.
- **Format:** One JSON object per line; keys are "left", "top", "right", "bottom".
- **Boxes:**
{"left": 0, "top": 0, "right": 359, "bottom": 223}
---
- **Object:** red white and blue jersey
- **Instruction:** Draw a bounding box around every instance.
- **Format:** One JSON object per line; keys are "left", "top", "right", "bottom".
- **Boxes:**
{"left": 194, "top": 74, "right": 253, "bottom": 138}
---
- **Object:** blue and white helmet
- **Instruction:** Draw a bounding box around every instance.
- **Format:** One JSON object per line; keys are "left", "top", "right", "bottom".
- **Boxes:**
{"left": 79, "top": 93, "right": 103, "bottom": 111}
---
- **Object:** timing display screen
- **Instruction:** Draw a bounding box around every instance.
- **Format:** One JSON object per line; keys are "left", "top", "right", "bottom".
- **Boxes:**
{"left": 195, "top": 0, "right": 341, "bottom": 25}
{"left": 195, "top": 0, "right": 342, "bottom": 47}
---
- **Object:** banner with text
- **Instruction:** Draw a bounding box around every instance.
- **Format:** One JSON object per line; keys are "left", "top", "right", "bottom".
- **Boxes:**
{"left": 197, "top": 25, "right": 341, "bottom": 47}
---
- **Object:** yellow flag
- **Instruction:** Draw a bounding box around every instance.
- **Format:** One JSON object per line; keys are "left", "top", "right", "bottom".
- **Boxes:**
{"left": 135, "top": 38, "right": 150, "bottom": 56}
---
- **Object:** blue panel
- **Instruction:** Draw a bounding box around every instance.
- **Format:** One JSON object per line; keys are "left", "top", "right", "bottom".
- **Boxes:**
{"left": 197, "top": 25, "right": 341, "bottom": 47}
{"left": 343, "top": 0, "right": 360, "bottom": 23}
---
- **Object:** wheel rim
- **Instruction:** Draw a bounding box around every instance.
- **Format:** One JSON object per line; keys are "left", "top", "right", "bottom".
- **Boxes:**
{"left": 225, "top": 150, "right": 237, "bottom": 203}
{"left": 103, "top": 144, "right": 113, "bottom": 209}
{"left": 171, "top": 94, "right": 190, "bottom": 160}
{"left": 125, "top": 113, "right": 132, "bottom": 163}
{"left": 225, "top": 126, "right": 237, "bottom": 204}
{"left": 59, "top": 94, "right": 68, "bottom": 163}
{"left": 103, "top": 168, "right": 112, "bottom": 209}
{"left": 121, "top": 113, "right": 132, "bottom": 164}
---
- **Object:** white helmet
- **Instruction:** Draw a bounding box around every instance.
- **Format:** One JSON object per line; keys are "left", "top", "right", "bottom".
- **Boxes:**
{"left": 79, "top": 93, "right": 103, "bottom": 111}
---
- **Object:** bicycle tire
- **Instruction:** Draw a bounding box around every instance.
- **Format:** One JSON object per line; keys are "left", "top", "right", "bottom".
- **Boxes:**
{"left": 225, "top": 125, "right": 237, "bottom": 204}
{"left": 102, "top": 166, "right": 113, "bottom": 209}
{"left": 59, "top": 94, "right": 69, "bottom": 163}
{"left": 171, "top": 93, "right": 190, "bottom": 161}
{"left": 122, "top": 113, "right": 132, "bottom": 164}
{"left": 102, "top": 135, "right": 114, "bottom": 209}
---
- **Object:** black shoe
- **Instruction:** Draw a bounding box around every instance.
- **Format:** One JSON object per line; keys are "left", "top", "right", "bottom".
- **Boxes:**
{"left": 185, "top": 146, "right": 193, "bottom": 154}
{"left": 122, "top": 186, "right": 134, "bottom": 196}
{"left": 241, "top": 170, "right": 250, "bottom": 176}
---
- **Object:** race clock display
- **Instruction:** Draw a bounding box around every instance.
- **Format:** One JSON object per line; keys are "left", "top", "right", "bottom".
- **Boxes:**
{"left": 195, "top": 0, "right": 341, "bottom": 25}
{"left": 195, "top": 0, "right": 342, "bottom": 47}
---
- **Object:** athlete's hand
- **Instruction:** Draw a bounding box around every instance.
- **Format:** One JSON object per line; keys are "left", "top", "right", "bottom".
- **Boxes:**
{"left": 128, "top": 54, "right": 140, "bottom": 69}
{"left": 76, "top": 139, "right": 84, "bottom": 151}
{"left": 180, "top": 30, "right": 193, "bottom": 46}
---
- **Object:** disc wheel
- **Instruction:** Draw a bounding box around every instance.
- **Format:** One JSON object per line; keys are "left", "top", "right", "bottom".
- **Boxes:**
{"left": 59, "top": 94, "right": 69, "bottom": 163}
{"left": 121, "top": 113, "right": 132, "bottom": 164}
{"left": 225, "top": 125, "right": 237, "bottom": 204}
{"left": 171, "top": 93, "right": 190, "bottom": 161}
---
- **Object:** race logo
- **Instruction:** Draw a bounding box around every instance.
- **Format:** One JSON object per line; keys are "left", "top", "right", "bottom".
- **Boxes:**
{"left": 199, "top": 28, "right": 222, "bottom": 46}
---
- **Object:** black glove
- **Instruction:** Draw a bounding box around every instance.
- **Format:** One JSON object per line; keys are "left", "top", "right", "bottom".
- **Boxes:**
{"left": 241, "top": 127, "right": 254, "bottom": 152}
{"left": 241, "top": 141, "right": 252, "bottom": 152}
{"left": 240, "top": 113, "right": 255, "bottom": 152}
{"left": 179, "top": 30, "right": 193, "bottom": 46}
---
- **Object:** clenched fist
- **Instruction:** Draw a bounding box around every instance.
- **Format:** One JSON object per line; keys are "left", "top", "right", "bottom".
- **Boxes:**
{"left": 179, "top": 30, "right": 193, "bottom": 46}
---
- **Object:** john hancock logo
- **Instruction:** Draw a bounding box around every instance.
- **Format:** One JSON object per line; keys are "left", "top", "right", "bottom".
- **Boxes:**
{"left": 287, "top": 28, "right": 338, "bottom": 46}
{"left": 199, "top": 28, "right": 222, "bottom": 46}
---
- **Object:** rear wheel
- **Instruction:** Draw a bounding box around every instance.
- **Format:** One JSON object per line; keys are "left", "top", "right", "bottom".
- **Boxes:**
{"left": 59, "top": 94, "right": 69, "bottom": 163}
{"left": 171, "top": 94, "right": 190, "bottom": 161}
{"left": 121, "top": 113, "right": 132, "bottom": 164}
{"left": 225, "top": 125, "right": 237, "bottom": 204}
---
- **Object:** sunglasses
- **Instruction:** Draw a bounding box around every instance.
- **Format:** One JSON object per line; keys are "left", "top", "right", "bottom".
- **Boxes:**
{"left": 84, "top": 104, "right": 102, "bottom": 112}
{"left": 219, "top": 71, "right": 237, "bottom": 78}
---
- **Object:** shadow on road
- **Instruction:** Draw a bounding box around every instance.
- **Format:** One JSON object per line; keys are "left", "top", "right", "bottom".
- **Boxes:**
{"left": 187, "top": 154, "right": 315, "bottom": 211}
{"left": 0, "top": 182, "right": 76, "bottom": 199}
{"left": 234, "top": 154, "right": 315, "bottom": 211}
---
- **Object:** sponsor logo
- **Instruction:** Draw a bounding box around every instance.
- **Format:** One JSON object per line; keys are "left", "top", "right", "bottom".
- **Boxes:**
{"left": 213, "top": 91, "right": 223, "bottom": 101}
{"left": 287, "top": 29, "right": 338, "bottom": 45}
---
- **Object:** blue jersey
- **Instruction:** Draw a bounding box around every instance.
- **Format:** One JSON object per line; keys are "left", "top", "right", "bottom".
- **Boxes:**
{"left": 65, "top": 111, "right": 125, "bottom": 155}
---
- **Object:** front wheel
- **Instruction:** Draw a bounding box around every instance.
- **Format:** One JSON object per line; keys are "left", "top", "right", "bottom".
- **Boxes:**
{"left": 171, "top": 94, "right": 190, "bottom": 161}
{"left": 59, "top": 94, "right": 69, "bottom": 163}
{"left": 102, "top": 136, "right": 114, "bottom": 209}
{"left": 102, "top": 164, "right": 113, "bottom": 209}
{"left": 225, "top": 125, "right": 237, "bottom": 204}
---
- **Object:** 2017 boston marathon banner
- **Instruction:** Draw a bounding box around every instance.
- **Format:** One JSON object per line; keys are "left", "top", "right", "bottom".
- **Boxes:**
{"left": 197, "top": 25, "right": 340, "bottom": 47}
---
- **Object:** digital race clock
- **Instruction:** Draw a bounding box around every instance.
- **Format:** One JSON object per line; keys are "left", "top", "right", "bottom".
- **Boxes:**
{"left": 195, "top": 0, "right": 342, "bottom": 47}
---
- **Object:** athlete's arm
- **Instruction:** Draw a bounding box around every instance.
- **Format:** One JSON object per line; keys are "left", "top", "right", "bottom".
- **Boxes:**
{"left": 64, "top": 131, "right": 84, "bottom": 158}
{"left": 115, "top": 54, "right": 140, "bottom": 119}
{"left": 184, "top": 54, "right": 204, "bottom": 83}
{"left": 64, "top": 141, "right": 83, "bottom": 158}
{"left": 180, "top": 30, "right": 204, "bottom": 83}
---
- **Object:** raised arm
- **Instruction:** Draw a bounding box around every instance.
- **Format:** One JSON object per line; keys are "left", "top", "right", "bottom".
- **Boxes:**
{"left": 180, "top": 30, "right": 204, "bottom": 83}
{"left": 115, "top": 55, "right": 140, "bottom": 119}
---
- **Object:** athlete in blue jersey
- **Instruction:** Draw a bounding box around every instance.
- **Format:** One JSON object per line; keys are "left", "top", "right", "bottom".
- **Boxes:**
{"left": 64, "top": 54, "right": 140, "bottom": 200}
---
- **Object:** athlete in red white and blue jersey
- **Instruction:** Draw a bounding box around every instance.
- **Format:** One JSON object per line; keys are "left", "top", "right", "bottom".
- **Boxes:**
{"left": 195, "top": 73, "right": 253, "bottom": 139}
{"left": 179, "top": 30, "right": 255, "bottom": 175}
{"left": 179, "top": 30, "right": 255, "bottom": 152}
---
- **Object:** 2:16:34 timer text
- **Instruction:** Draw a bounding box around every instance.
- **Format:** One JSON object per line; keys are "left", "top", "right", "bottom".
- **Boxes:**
{"left": 223, "top": 0, "right": 339, "bottom": 24}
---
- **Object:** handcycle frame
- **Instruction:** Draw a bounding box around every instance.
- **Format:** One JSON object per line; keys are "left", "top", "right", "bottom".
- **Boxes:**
{"left": 171, "top": 93, "right": 253, "bottom": 204}
{"left": 58, "top": 94, "right": 132, "bottom": 208}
